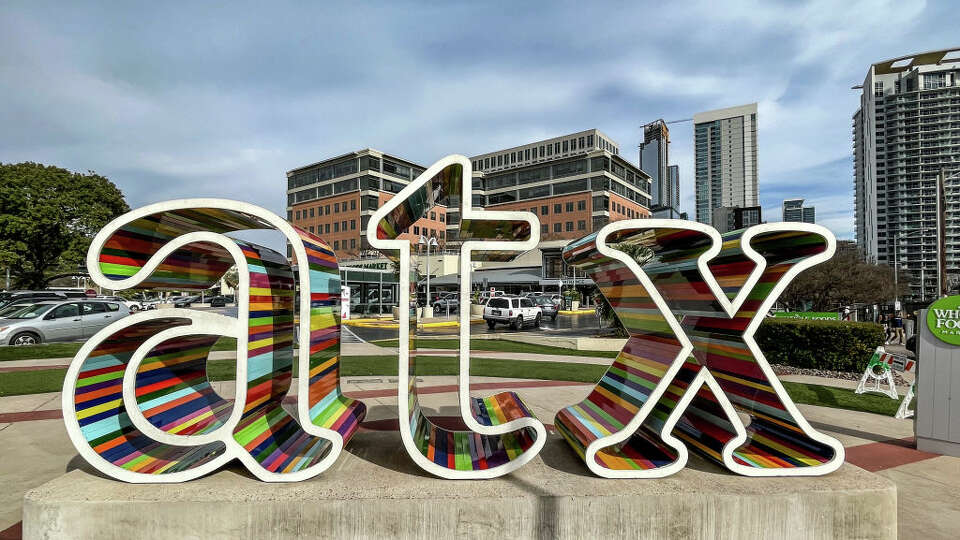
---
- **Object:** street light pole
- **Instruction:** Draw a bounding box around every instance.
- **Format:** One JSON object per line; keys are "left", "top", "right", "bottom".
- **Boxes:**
{"left": 418, "top": 235, "right": 438, "bottom": 316}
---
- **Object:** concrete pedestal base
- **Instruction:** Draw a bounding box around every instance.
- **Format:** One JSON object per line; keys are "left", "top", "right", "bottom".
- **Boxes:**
{"left": 24, "top": 431, "right": 896, "bottom": 539}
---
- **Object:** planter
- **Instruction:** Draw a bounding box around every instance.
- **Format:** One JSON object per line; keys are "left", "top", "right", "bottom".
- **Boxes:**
{"left": 571, "top": 301, "right": 580, "bottom": 311}
{"left": 471, "top": 304, "right": 484, "bottom": 317}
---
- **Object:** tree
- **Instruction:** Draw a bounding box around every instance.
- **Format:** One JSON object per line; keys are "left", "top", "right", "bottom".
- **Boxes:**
{"left": 595, "top": 242, "right": 655, "bottom": 334}
{"left": 779, "top": 248, "right": 909, "bottom": 311}
{"left": 222, "top": 266, "right": 240, "bottom": 291}
{"left": 0, "top": 162, "right": 129, "bottom": 289}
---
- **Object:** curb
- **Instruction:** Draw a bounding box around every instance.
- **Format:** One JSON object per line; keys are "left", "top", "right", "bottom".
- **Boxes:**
{"left": 558, "top": 309, "right": 595, "bottom": 315}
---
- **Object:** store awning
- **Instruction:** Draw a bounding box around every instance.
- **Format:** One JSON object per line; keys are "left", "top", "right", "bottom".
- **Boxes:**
{"left": 422, "top": 266, "right": 543, "bottom": 287}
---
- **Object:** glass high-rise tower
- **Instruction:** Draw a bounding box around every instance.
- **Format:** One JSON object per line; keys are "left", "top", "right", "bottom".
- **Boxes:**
{"left": 693, "top": 103, "right": 759, "bottom": 225}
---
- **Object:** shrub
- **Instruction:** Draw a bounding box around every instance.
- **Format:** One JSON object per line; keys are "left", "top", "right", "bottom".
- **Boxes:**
{"left": 754, "top": 319, "right": 885, "bottom": 373}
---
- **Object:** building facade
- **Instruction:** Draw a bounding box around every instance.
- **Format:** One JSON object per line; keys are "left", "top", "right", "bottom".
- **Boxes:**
{"left": 852, "top": 48, "right": 960, "bottom": 300}
{"left": 694, "top": 103, "right": 759, "bottom": 225}
{"left": 712, "top": 205, "right": 762, "bottom": 234}
{"left": 782, "top": 198, "right": 816, "bottom": 223}
{"left": 286, "top": 150, "right": 446, "bottom": 259}
{"left": 287, "top": 130, "right": 652, "bottom": 261}
{"left": 640, "top": 120, "right": 679, "bottom": 214}
{"left": 464, "top": 129, "right": 652, "bottom": 241}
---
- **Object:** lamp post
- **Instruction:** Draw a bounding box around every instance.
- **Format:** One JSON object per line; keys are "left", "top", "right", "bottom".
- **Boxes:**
{"left": 418, "top": 235, "right": 438, "bottom": 317}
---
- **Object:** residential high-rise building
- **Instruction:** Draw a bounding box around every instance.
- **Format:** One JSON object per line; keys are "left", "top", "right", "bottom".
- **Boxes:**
{"left": 693, "top": 103, "right": 759, "bottom": 225}
{"left": 640, "top": 120, "right": 683, "bottom": 218}
{"left": 468, "top": 129, "right": 652, "bottom": 241}
{"left": 712, "top": 205, "right": 762, "bottom": 233}
{"left": 783, "top": 198, "right": 816, "bottom": 223}
{"left": 853, "top": 48, "right": 960, "bottom": 300}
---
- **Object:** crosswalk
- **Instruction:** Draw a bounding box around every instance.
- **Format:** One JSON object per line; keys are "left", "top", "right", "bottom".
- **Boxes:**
{"left": 341, "top": 326, "right": 365, "bottom": 344}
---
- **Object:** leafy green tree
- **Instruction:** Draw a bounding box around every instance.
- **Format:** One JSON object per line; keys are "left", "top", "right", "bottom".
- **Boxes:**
{"left": 779, "top": 247, "right": 908, "bottom": 311}
{"left": 0, "top": 162, "right": 129, "bottom": 289}
{"left": 595, "top": 242, "right": 655, "bottom": 334}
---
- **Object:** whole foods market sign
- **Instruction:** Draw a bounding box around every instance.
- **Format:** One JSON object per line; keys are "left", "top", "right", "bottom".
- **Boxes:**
{"left": 927, "top": 295, "right": 960, "bottom": 345}
{"left": 774, "top": 311, "right": 839, "bottom": 320}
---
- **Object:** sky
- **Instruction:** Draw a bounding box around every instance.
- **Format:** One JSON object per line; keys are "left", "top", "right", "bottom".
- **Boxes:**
{"left": 1, "top": 0, "right": 956, "bottom": 243}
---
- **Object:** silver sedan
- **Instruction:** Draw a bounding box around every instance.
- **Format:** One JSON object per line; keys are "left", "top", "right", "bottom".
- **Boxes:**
{"left": 0, "top": 300, "right": 131, "bottom": 346}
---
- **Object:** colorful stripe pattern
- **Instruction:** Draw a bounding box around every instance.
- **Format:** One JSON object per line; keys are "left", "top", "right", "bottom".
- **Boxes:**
{"left": 73, "top": 318, "right": 227, "bottom": 475}
{"left": 556, "top": 224, "right": 841, "bottom": 474}
{"left": 66, "top": 203, "right": 365, "bottom": 482}
{"left": 374, "top": 162, "right": 542, "bottom": 475}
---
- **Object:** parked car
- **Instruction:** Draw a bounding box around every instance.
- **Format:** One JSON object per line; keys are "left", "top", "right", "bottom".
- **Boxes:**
{"left": 532, "top": 295, "right": 559, "bottom": 321}
{"left": 140, "top": 297, "right": 162, "bottom": 310}
{"left": 483, "top": 296, "right": 542, "bottom": 330}
{"left": 432, "top": 297, "right": 459, "bottom": 313}
{"left": 0, "top": 300, "right": 131, "bottom": 345}
{"left": 99, "top": 296, "right": 143, "bottom": 312}
{"left": 0, "top": 291, "right": 68, "bottom": 310}
{"left": 173, "top": 295, "right": 199, "bottom": 308}
{"left": 208, "top": 295, "right": 231, "bottom": 307}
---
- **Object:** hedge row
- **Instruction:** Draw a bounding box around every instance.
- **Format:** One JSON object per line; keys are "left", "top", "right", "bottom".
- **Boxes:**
{"left": 754, "top": 319, "right": 885, "bottom": 373}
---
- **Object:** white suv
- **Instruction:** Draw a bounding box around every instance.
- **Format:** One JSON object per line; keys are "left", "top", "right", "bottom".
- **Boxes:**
{"left": 483, "top": 296, "right": 542, "bottom": 330}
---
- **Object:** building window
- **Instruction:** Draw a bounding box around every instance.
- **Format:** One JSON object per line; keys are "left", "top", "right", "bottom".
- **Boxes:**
{"left": 577, "top": 200, "right": 586, "bottom": 211}
{"left": 525, "top": 149, "right": 530, "bottom": 160}
{"left": 351, "top": 220, "right": 356, "bottom": 230}
{"left": 560, "top": 141, "right": 566, "bottom": 153}
{"left": 430, "top": 211, "right": 436, "bottom": 220}
{"left": 342, "top": 220, "right": 347, "bottom": 231}
{"left": 541, "top": 205, "right": 548, "bottom": 215}
{"left": 497, "top": 155, "right": 503, "bottom": 166}
{"left": 295, "top": 210, "right": 301, "bottom": 220}
{"left": 414, "top": 226, "right": 420, "bottom": 235}
{"left": 309, "top": 225, "right": 314, "bottom": 233}
{"left": 440, "top": 214, "right": 445, "bottom": 223}
{"left": 566, "top": 221, "right": 573, "bottom": 232}
{"left": 554, "top": 204, "right": 562, "bottom": 214}
{"left": 530, "top": 207, "right": 537, "bottom": 214}
{"left": 587, "top": 134, "right": 593, "bottom": 147}
{"left": 484, "top": 157, "right": 490, "bottom": 168}
{"left": 325, "top": 224, "right": 330, "bottom": 233}
{"left": 541, "top": 224, "right": 548, "bottom": 234}
{"left": 565, "top": 202, "right": 573, "bottom": 212}
{"left": 578, "top": 220, "right": 586, "bottom": 230}
{"left": 350, "top": 238, "right": 356, "bottom": 249}
{"left": 547, "top": 144, "right": 553, "bottom": 156}
{"left": 309, "top": 208, "right": 315, "bottom": 218}
{"left": 351, "top": 199, "right": 357, "bottom": 210}
{"left": 287, "top": 211, "right": 293, "bottom": 221}
{"left": 334, "top": 222, "right": 340, "bottom": 232}
{"left": 325, "top": 205, "right": 330, "bottom": 215}
{"left": 334, "top": 240, "right": 339, "bottom": 250}
{"left": 579, "top": 137, "right": 585, "bottom": 149}
{"left": 554, "top": 223, "right": 562, "bottom": 233}
{"left": 539, "top": 145, "right": 545, "bottom": 157}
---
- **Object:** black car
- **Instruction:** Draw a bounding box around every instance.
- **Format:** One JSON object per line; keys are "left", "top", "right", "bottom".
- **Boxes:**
{"left": 209, "top": 296, "right": 231, "bottom": 307}
{"left": 173, "top": 295, "right": 199, "bottom": 308}
{"left": 0, "top": 291, "right": 68, "bottom": 310}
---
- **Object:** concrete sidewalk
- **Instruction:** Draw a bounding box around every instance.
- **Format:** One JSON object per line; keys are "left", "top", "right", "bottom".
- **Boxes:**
{"left": 2, "top": 374, "right": 959, "bottom": 538}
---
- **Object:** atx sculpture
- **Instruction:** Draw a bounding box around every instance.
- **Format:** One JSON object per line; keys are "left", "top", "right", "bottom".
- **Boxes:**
{"left": 62, "top": 155, "right": 843, "bottom": 482}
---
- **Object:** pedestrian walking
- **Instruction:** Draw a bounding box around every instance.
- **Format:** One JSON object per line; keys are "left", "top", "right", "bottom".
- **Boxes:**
{"left": 893, "top": 312, "right": 905, "bottom": 345}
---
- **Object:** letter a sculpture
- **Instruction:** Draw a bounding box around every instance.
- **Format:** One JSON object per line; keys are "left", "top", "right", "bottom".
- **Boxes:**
{"left": 62, "top": 201, "right": 365, "bottom": 482}
{"left": 63, "top": 156, "right": 842, "bottom": 482}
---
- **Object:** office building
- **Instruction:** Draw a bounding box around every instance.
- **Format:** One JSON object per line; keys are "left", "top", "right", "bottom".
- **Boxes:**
{"left": 286, "top": 150, "right": 445, "bottom": 259}
{"left": 694, "top": 103, "right": 759, "bottom": 225}
{"left": 853, "top": 48, "right": 960, "bottom": 300}
{"left": 466, "top": 129, "right": 652, "bottom": 241}
{"left": 712, "top": 205, "right": 762, "bottom": 234}
{"left": 782, "top": 198, "right": 816, "bottom": 223}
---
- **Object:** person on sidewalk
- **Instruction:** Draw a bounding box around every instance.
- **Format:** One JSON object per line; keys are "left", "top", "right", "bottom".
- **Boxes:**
{"left": 893, "top": 312, "right": 905, "bottom": 345}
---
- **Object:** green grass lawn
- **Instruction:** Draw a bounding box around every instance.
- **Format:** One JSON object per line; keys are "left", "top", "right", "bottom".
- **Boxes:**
{"left": 372, "top": 338, "right": 620, "bottom": 358}
{"left": 0, "top": 354, "right": 906, "bottom": 418}
{"left": 0, "top": 337, "right": 238, "bottom": 362}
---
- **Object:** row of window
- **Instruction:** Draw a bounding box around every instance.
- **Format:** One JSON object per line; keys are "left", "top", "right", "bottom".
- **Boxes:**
{"left": 540, "top": 221, "right": 587, "bottom": 234}
{"left": 411, "top": 226, "right": 446, "bottom": 240}
{"left": 527, "top": 200, "right": 587, "bottom": 215}
{"left": 304, "top": 220, "right": 358, "bottom": 234}
{"left": 293, "top": 198, "right": 358, "bottom": 221}
{"left": 472, "top": 134, "right": 620, "bottom": 172}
